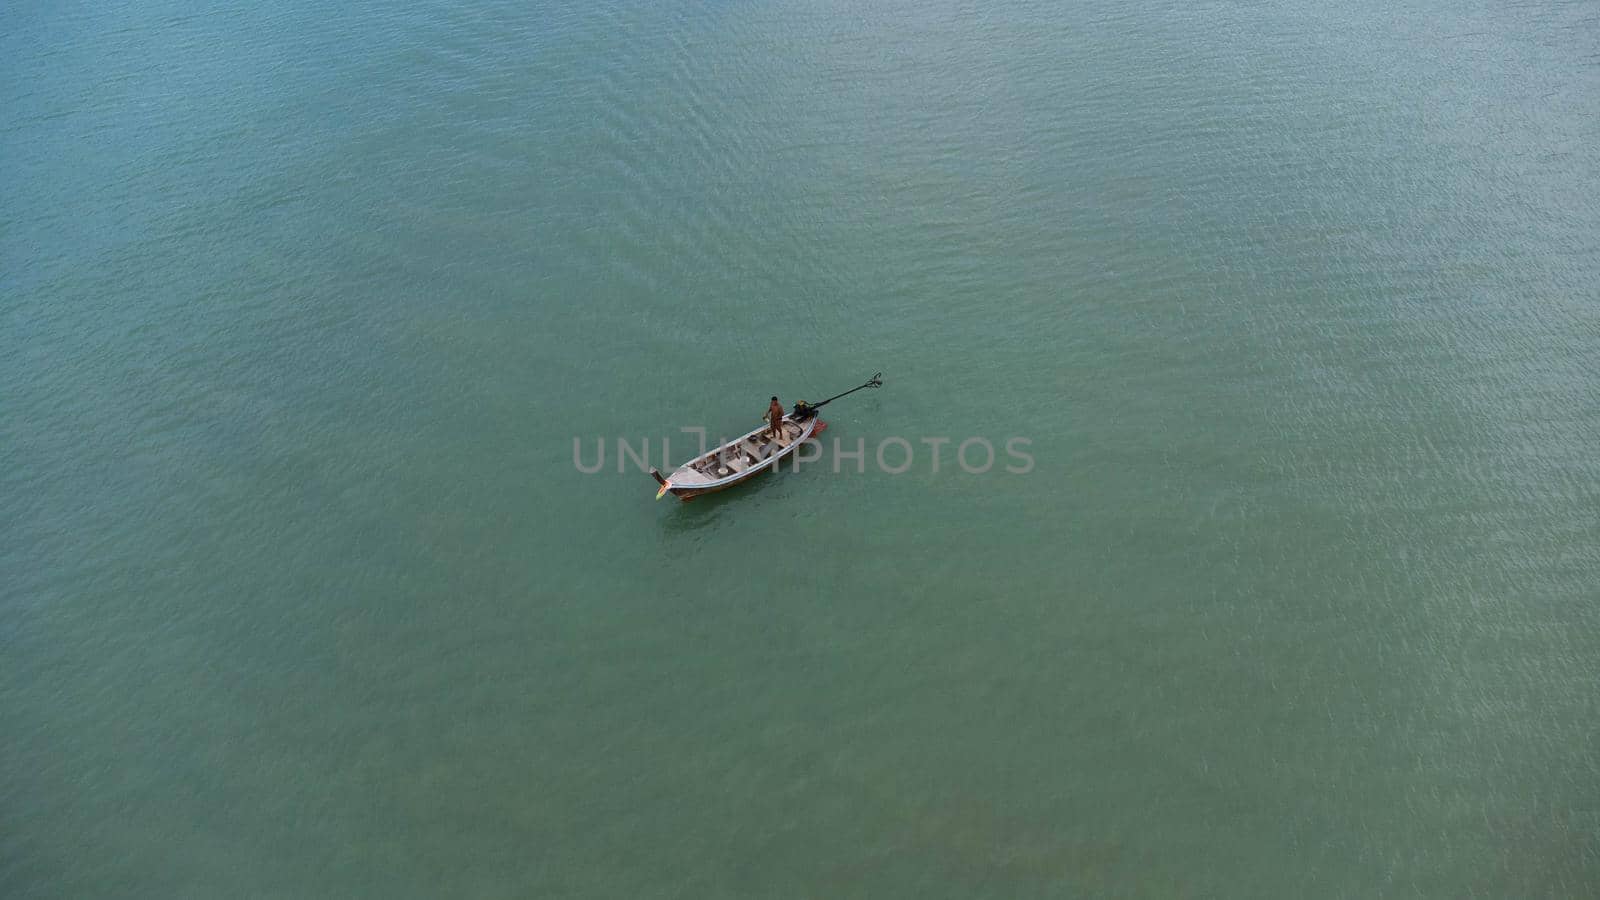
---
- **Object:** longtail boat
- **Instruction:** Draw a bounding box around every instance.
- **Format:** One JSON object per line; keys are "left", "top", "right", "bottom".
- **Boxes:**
{"left": 649, "top": 373, "right": 882, "bottom": 502}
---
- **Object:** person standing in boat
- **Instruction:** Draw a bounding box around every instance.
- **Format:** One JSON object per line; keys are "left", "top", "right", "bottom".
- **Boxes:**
{"left": 765, "top": 396, "right": 786, "bottom": 441}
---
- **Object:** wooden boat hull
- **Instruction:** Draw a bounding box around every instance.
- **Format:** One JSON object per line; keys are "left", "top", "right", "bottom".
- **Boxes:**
{"left": 650, "top": 472, "right": 765, "bottom": 501}
{"left": 650, "top": 416, "right": 825, "bottom": 501}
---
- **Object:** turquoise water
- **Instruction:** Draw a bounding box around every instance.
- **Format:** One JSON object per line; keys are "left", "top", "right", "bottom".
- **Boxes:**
{"left": 5, "top": 0, "right": 1599, "bottom": 895}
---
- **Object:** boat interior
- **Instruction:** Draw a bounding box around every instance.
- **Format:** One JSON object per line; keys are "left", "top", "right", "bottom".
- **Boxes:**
{"left": 688, "top": 420, "right": 803, "bottom": 480}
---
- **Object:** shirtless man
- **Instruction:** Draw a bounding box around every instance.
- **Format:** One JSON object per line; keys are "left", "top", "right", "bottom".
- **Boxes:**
{"left": 765, "top": 396, "right": 786, "bottom": 442}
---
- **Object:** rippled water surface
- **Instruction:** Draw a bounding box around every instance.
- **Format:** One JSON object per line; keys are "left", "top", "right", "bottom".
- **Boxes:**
{"left": 4, "top": 0, "right": 1599, "bottom": 896}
